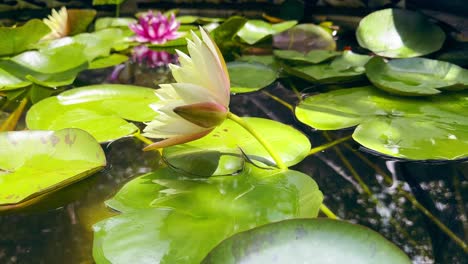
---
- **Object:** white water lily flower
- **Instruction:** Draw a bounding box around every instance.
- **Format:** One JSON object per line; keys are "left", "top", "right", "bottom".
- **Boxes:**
{"left": 143, "top": 28, "right": 230, "bottom": 150}
{"left": 42, "top": 6, "right": 70, "bottom": 40}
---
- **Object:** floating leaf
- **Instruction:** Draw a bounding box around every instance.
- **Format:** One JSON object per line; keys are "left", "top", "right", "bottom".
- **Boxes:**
{"left": 92, "top": 0, "right": 127, "bottom": 5}
{"left": 72, "top": 28, "right": 132, "bottom": 60}
{"left": 163, "top": 117, "right": 310, "bottom": 176}
{"left": 94, "top": 17, "right": 137, "bottom": 31}
{"left": 295, "top": 86, "right": 468, "bottom": 160}
{"left": 89, "top": 54, "right": 129, "bottom": 69}
{"left": 285, "top": 51, "right": 371, "bottom": 83}
{"left": 26, "top": 84, "right": 159, "bottom": 142}
{"left": 94, "top": 164, "right": 323, "bottom": 263}
{"left": 211, "top": 16, "right": 247, "bottom": 60}
{"left": 228, "top": 62, "right": 277, "bottom": 93}
{"left": 0, "top": 43, "right": 88, "bottom": 90}
{"left": 273, "top": 24, "right": 336, "bottom": 52}
{"left": 237, "top": 20, "right": 297, "bottom": 45}
{"left": 68, "top": 9, "right": 97, "bottom": 35}
{"left": 202, "top": 219, "right": 411, "bottom": 264}
{"left": 0, "top": 19, "right": 50, "bottom": 56}
{"left": 365, "top": 57, "right": 468, "bottom": 96}
{"left": 274, "top": 49, "right": 341, "bottom": 64}
{"left": 356, "top": 8, "right": 445, "bottom": 58}
{"left": 0, "top": 128, "right": 106, "bottom": 206}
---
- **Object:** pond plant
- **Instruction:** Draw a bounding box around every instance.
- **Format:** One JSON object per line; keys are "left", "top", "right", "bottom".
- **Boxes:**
{"left": 0, "top": 3, "right": 467, "bottom": 263}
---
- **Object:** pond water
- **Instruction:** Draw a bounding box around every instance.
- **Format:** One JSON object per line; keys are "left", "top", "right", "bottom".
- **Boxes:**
{"left": 0, "top": 64, "right": 466, "bottom": 264}
{"left": 0, "top": 6, "right": 467, "bottom": 264}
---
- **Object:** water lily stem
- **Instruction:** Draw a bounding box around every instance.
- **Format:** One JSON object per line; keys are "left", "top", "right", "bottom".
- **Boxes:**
{"left": 320, "top": 204, "right": 338, "bottom": 219}
{"left": 0, "top": 97, "right": 28, "bottom": 131}
{"left": 227, "top": 112, "right": 287, "bottom": 169}
{"left": 262, "top": 91, "right": 293, "bottom": 111}
{"left": 308, "top": 135, "right": 353, "bottom": 156}
{"left": 133, "top": 131, "right": 154, "bottom": 145}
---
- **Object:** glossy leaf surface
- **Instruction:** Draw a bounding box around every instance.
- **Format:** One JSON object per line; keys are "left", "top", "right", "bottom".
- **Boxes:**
{"left": 26, "top": 84, "right": 159, "bottom": 142}
{"left": 0, "top": 19, "right": 50, "bottom": 56}
{"left": 274, "top": 49, "right": 340, "bottom": 64}
{"left": 237, "top": 20, "right": 297, "bottom": 45}
{"left": 228, "top": 62, "right": 277, "bottom": 93}
{"left": 356, "top": 8, "right": 445, "bottom": 58}
{"left": 163, "top": 117, "right": 311, "bottom": 176}
{"left": 0, "top": 44, "right": 88, "bottom": 90}
{"left": 286, "top": 51, "right": 371, "bottom": 83}
{"left": 94, "top": 17, "right": 137, "bottom": 31}
{"left": 0, "top": 128, "right": 106, "bottom": 206}
{"left": 94, "top": 164, "right": 323, "bottom": 263}
{"left": 365, "top": 57, "right": 468, "bottom": 96}
{"left": 273, "top": 24, "right": 336, "bottom": 52}
{"left": 202, "top": 219, "right": 411, "bottom": 264}
{"left": 295, "top": 86, "right": 468, "bottom": 160}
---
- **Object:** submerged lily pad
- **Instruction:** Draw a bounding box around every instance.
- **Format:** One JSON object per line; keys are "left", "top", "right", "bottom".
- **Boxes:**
{"left": 273, "top": 24, "right": 336, "bottom": 52}
{"left": 228, "top": 62, "right": 278, "bottom": 93}
{"left": 274, "top": 49, "right": 341, "bottom": 64}
{"left": 356, "top": 8, "right": 445, "bottom": 58}
{"left": 202, "top": 218, "right": 411, "bottom": 264}
{"left": 163, "top": 117, "right": 311, "bottom": 176}
{"left": 0, "top": 19, "right": 50, "bottom": 56}
{"left": 365, "top": 57, "right": 468, "bottom": 96}
{"left": 26, "top": 84, "right": 160, "bottom": 142}
{"left": 285, "top": 51, "right": 371, "bottom": 83}
{"left": 295, "top": 86, "right": 468, "bottom": 160}
{"left": 94, "top": 164, "right": 323, "bottom": 263}
{"left": 237, "top": 20, "right": 297, "bottom": 45}
{"left": 0, "top": 128, "right": 106, "bottom": 206}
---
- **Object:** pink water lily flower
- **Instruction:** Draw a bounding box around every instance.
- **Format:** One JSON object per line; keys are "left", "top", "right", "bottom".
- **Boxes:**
{"left": 143, "top": 28, "right": 230, "bottom": 150}
{"left": 129, "top": 11, "right": 182, "bottom": 44}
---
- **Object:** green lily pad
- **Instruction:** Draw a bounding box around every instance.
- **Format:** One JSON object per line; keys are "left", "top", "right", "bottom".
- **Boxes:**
{"left": 89, "top": 54, "right": 129, "bottom": 69}
{"left": 202, "top": 218, "right": 411, "bottom": 264}
{"left": 286, "top": 51, "right": 371, "bottom": 83}
{"left": 72, "top": 28, "right": 132, "bottom": 61}
{"left": 211, "top": 16, "right": 247, "bottom": 60}
{"left": 26, "top": 84, "right": 160, "bottom": 142}
{"left": 92, "top": 0, "right": 126, "bottom": 5}
{"left": 365, "top": 57, "right": 468, "bottom": 96}
{"left": 0, "top": 43, "right": 88, "bottom": 90}
{"left": 163, "top": 117, "right": 310, "bottom": 176}
{"left": 68, "top": 9, "right": 97, "bottom": 35}
{"left": 273, "top": 24, "right": 336, "bottom": 52}
{"left": 94, "top": 17, "right": 137, "bottom": 31}
{"left": 237, "top": 20, "right": 297, "bottom": 45}
{"left": 228, "top": 62, "right": 278, "bottom": 93}
{"left": 274, "top": 49, "right": 341, "bottom": 64}
{"left": 94, "top": 164, "right": 323, "bottom": 263}
{"left": 0, "top": 19, "right": 50, "bottom": 56}
{"left": 295, "top": 86, "right": 468, "bottom": 160}
{"left": 0, "top": 128, "right": 106, "bottom": 206}
{"left": 356, "top": 8, "right": 445, "bottom": 58}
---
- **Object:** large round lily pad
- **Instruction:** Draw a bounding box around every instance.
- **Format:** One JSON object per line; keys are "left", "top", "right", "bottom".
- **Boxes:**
{"left": 202, "top": 218, "right": 411, "bottom": 264}
{"left": 273, "top": 24, "right": 336, "bottom": 52}
{"left": 94, "top": 164, "right": 323, "bottom": 263}
{"left": 26, "top": 84, "right": 160, "bottom": 142}
{"left": 274, "top": 49, "right": 341, "bottom": 64}
{"left": 365, "top": 57, "right": 468, "bottom": 96}
{"left": 163, "top": 117, "right": 311, "bottom": 176}
{"left": 356, "top": 8, "right": 445, "bottom": 58}
{"left": 228, "top": 62, "right": 278, "bottom": 93}
{"left": 295, "top": 86, "right": 468, "bottom": 160}
{"left": 0, "top": 19, "right": 50, "bottom": 56}
{"left": 0, "top": 128, "right": 106, "bottom": 206}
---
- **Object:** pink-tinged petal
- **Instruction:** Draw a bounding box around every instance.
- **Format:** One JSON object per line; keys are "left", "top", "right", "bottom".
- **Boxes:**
{"left": 143, "top": 129, "right": 212, "bottom": 151}
{"left": 174, "top": 102, "right": 227, "bottom": 128}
